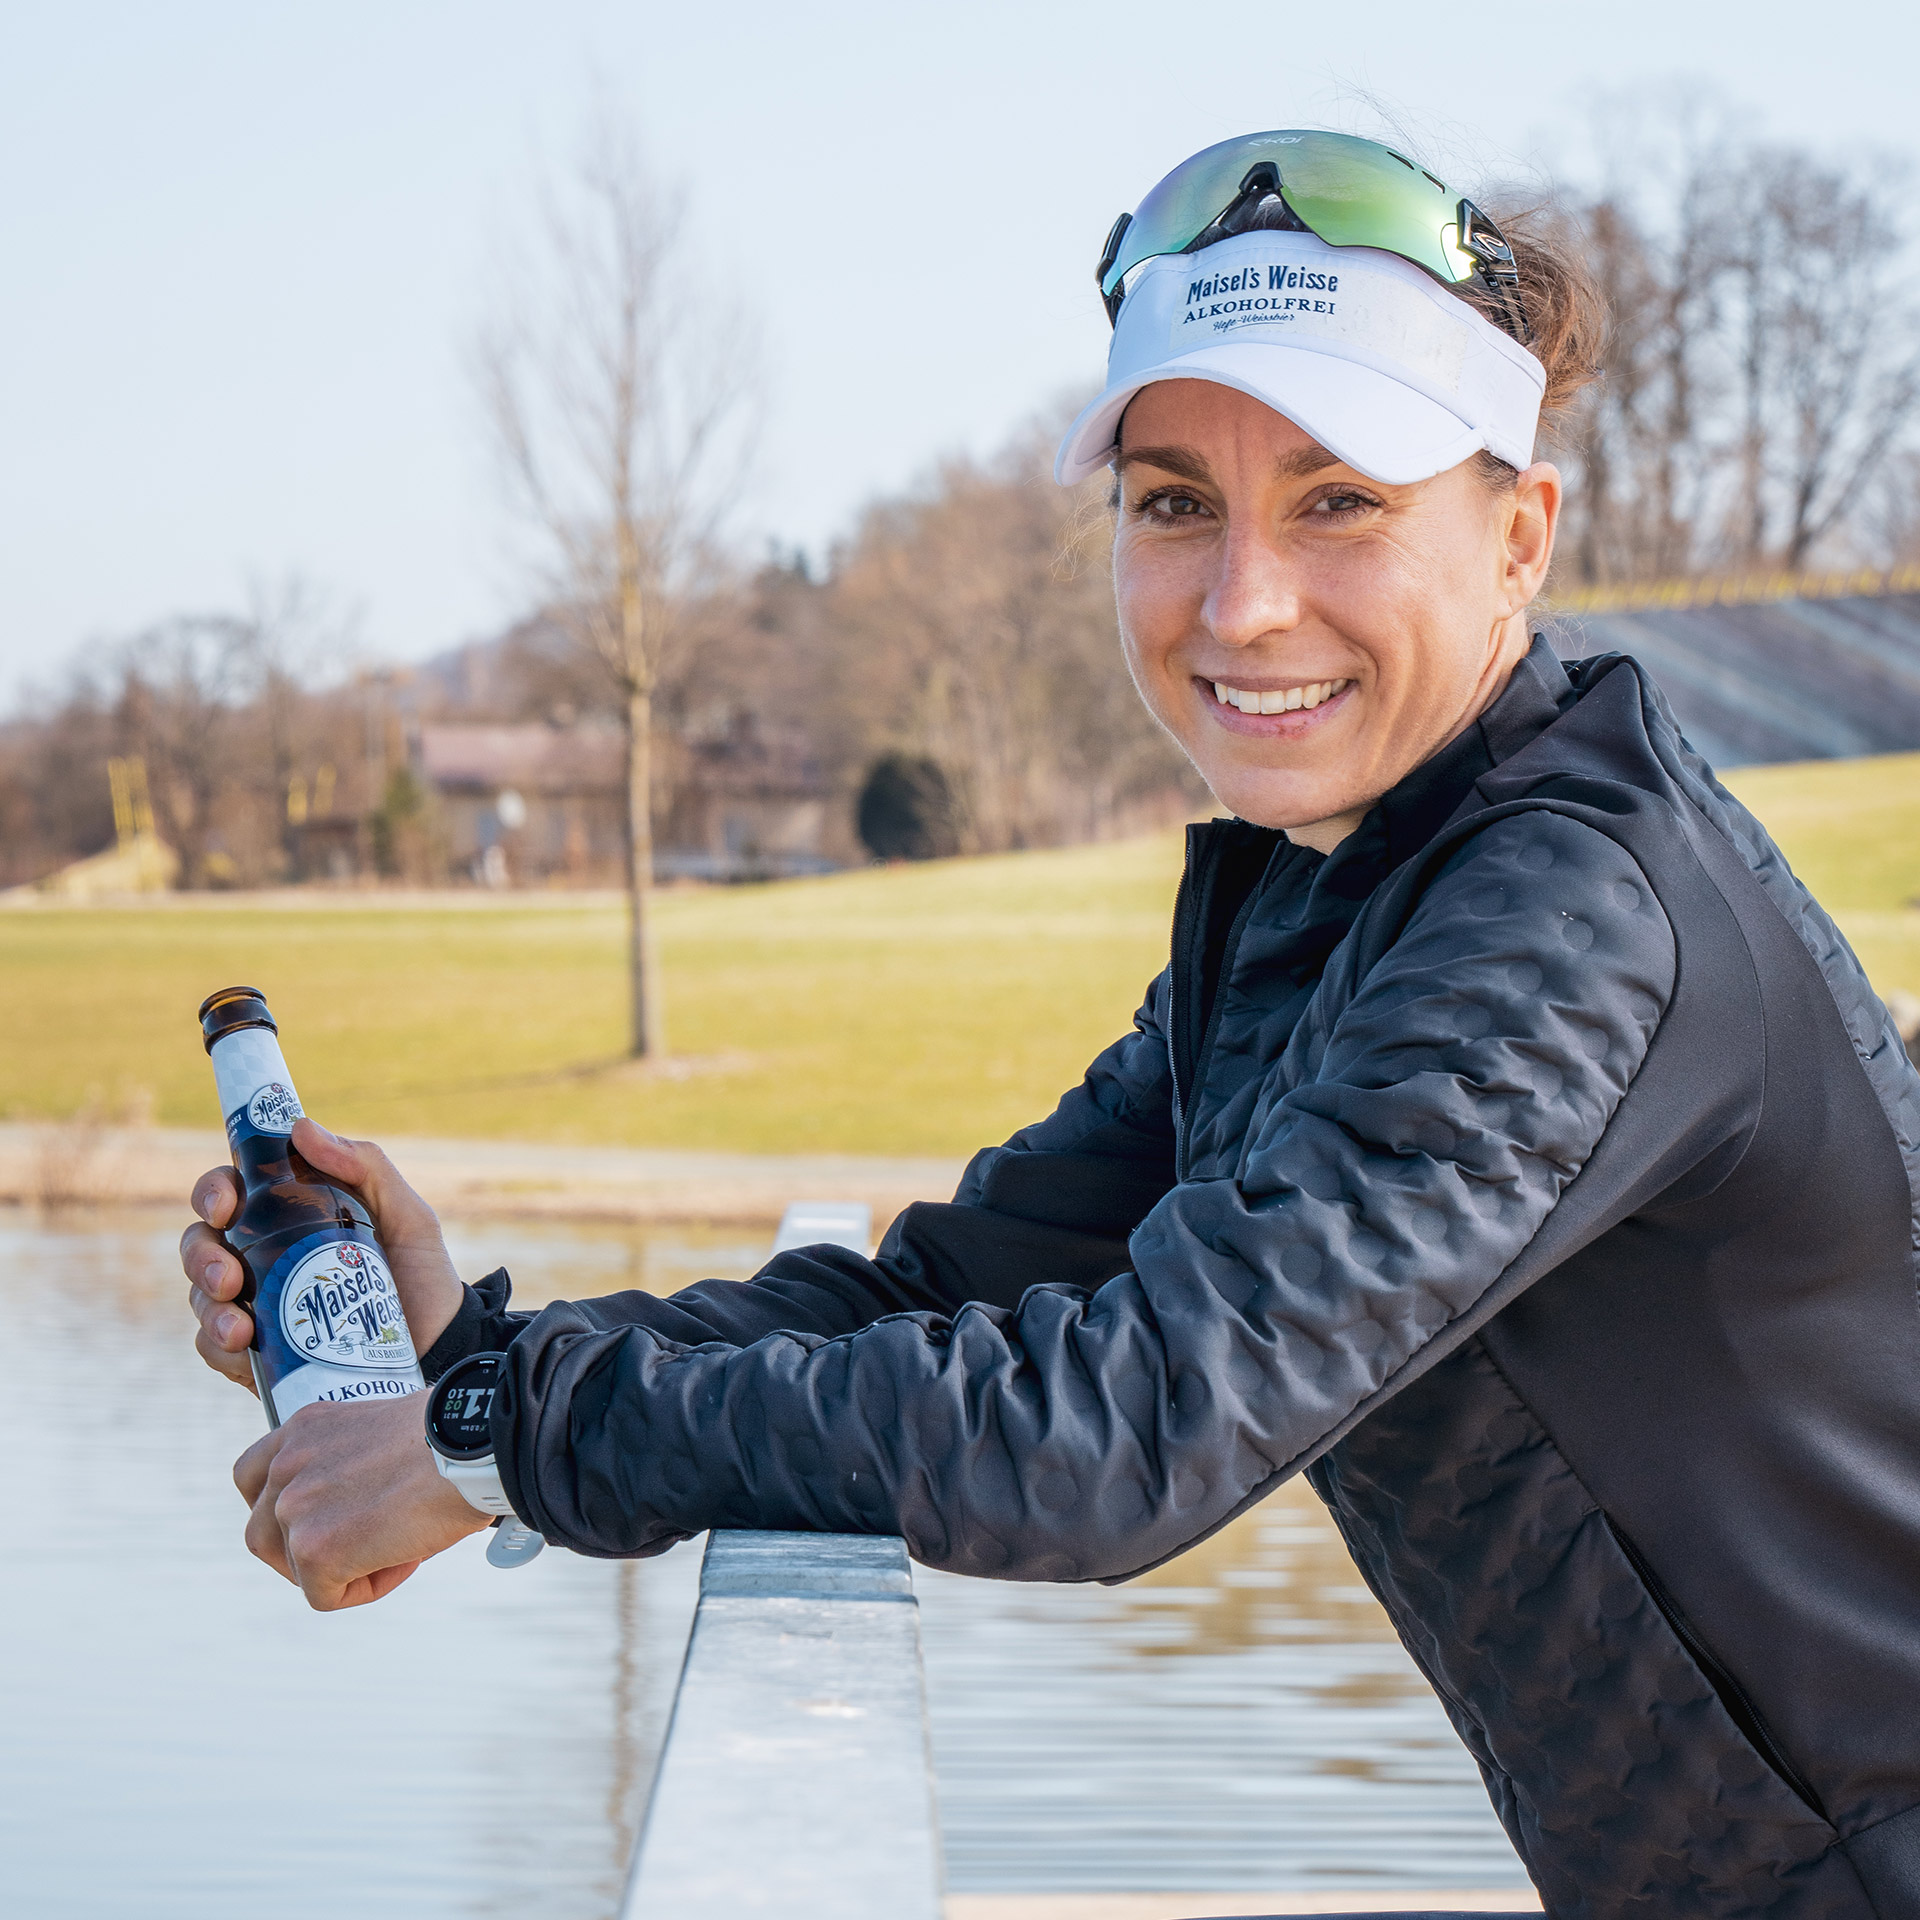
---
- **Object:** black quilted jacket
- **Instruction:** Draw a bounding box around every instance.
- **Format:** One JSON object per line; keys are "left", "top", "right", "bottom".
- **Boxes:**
{"left": 429, "top": 640, "right": 1920, "bottom": 1918}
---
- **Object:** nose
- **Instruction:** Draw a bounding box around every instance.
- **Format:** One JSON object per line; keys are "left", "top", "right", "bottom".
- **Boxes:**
{"left": 1200, "top": 518, "right": 1304, "bottom": 651}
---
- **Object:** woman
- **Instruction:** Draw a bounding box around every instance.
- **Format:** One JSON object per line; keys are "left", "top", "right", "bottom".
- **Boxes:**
{"left": 184, "top": 132, "right": 1920, "bottom": 1916}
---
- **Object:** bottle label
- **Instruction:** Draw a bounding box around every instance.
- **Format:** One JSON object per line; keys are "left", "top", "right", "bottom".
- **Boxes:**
{"left": 248, "top": 1229, "right": 426, "bottom": 1424}
{"left": 212, "top": 1029, "right": 304, "bottom": 1149}
{"left": 245, "top": 1080, "right": 305, "bottom": 1136}
{"left": 278, "top": 1239, "right": 419, "bottom": 1371}
{"left": 270, "top": 1359, "right": 424, "bottom": 1419}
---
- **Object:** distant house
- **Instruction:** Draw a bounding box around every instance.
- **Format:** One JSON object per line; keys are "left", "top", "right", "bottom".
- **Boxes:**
{"left": 418, "top": 721, "right": 627, "bottom": 884}
{"left": 417, "top": 714, "right": 839, "bottom": 885}
{"left": 656, "top": 711, "right": 839, "bottom": 882}
{"left": 1547, "top": 572, "right": 1920, "bottom": 768}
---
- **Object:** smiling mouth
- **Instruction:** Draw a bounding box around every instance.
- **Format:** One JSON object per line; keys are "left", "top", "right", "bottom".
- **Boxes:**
{"left": 1209, "top": 677, "right": 1354, "bottom": 716}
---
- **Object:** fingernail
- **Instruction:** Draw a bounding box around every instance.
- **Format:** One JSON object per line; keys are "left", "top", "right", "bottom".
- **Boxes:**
{"left": 202, "top": 1260, "right": 224, "bottom": 1287}
{"left": 214, "top": 1311, "right": 234, "bottom": 1341}
{"left": 308, "top": 1123, "right": 339, "bottom": 1146}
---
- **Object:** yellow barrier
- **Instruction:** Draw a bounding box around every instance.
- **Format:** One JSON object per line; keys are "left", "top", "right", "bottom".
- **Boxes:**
{"left": 1546, "top": 566, "right": 1920, "bottom": 618}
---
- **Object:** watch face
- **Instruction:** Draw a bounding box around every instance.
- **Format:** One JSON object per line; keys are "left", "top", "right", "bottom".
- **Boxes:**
{"left": 429, "top": 1354, "right": 504, "bottom": 1460}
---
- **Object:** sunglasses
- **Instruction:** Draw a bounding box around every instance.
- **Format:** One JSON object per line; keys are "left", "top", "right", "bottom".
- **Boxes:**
{"left": 1097, "top": 130, "right": 1527, "bottom": 341}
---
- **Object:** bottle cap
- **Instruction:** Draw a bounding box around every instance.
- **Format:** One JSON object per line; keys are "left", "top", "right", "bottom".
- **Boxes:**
{"left": 198, "top": 986, "right": 278, "bottom": 1054}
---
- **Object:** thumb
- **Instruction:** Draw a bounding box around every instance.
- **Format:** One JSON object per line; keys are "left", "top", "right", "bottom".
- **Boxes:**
{"left": 289, "top": 1115, "right": 377, "bottom": 1187}
{"left": 288, "top": 1119, "right": 434, "bottom": 1235}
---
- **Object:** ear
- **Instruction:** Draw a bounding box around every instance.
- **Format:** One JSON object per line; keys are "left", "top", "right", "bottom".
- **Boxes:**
{"left": 1502, "top": 462, "right": 1561, "bottom": 613}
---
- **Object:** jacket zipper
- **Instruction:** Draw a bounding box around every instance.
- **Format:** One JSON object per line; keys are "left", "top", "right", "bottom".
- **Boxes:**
{"left": 1604, "top": 1517, "right": 1827, "bottom": 1821}
{"left": 1166, "top": 830, "right": 1201, "bottom": 1162}
{"left": 1171, "top": 836, "right": 1283, "bottom": 1182}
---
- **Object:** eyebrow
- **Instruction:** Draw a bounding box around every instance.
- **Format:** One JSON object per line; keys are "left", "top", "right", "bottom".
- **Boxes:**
{"left": 1113, "top": 444, "right": 1211, "bottom": 483}
{"left": 1113, "top": 441, "right": 1344, "bottom": 484}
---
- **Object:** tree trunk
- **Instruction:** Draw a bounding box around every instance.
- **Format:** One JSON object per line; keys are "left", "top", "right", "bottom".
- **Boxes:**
{"left": 624, "top": 684, "right": 662, "bottom": 1058}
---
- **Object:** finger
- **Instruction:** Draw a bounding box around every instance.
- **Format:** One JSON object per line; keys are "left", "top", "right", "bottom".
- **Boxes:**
{"left": 325, "top": 1561, "right": 423, "bottom": 1611}
{"left": 180, "top": 1221, "right": 245, "bottom": 1304}
{"left": 244, "top": 1491, "right": 296, "bottom": 1584}
{"left": 190, "top": 1167, "right": 242, "bottom": 1230}
{"left": 188, "top": 1277, "right": 253, "bottom": 1349}
{"left": 195, "top": 1323, "right": 258, "bottom": 1391}
{"left": 233, "top": 1426, "right": 287, "bottom": 1506}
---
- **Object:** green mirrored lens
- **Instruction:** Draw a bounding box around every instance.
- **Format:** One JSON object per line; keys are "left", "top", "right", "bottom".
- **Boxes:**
{"left": 1105, "top": 131, "right": 1297, "bottom": 294}
{"left": 1102, "top": 129, "right": 1473, "bottom": 300}
{"left": 1274, "top": 133, "right": 1473, "bottom": 284}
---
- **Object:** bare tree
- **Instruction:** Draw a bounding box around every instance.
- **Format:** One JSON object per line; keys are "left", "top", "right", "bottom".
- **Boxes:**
{"left": 826, "top": 416, "right": 1201, "bottom": 854}
{"left": 1550, "top": 114, "right": 1920, "bottom": 585}
{"left": 474, "top": 115, "right": 758, "bottom": 1056}
{"left": 1873, "top": 450, "right": 1920, "bottom": 567}
{"left": 114, "top": 614, "right": 254, "bottom": 887}
{"left": 1554, "top": 169, "right": 1731, "bottom": 586}
{"left": 1718, "top": 151, "right": 1920, "bottom": 569}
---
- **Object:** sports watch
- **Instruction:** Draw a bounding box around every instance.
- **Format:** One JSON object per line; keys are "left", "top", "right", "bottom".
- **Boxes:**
{"left": 424, "top": 1351, "right": 544, "bottom": 1568}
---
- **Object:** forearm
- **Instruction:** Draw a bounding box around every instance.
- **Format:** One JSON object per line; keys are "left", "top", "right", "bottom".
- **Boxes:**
{"left": 420, "top": 1240, "right": 958, "bottom": 1382}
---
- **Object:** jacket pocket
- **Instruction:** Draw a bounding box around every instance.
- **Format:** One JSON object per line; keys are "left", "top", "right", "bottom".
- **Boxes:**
{"left": 1603, "top": 1514, "right": 1827, "bottom": 1822}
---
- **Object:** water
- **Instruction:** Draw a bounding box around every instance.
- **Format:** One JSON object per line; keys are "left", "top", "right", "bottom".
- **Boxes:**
{"left": 0, "top": 1211, "right": 1525, "bottom": 1913}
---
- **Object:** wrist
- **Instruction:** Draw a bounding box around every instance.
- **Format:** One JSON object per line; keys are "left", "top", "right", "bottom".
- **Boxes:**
{"left": 423, "top": 1350, "right": 518, "bottom": 1518}
{"left": 425, "top": 1465, "right": 497, "bottom": 1536}
{"left": 406, "top": 1268, "right": 467, "bottom": 1357}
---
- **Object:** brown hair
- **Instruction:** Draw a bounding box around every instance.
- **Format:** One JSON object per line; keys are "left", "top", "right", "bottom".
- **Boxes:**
{"left": 1225, "top": 185, "right": 1606, "bottom": 488}
{"left": 1449, "top": 199, "right": 1607, "bottom": 488}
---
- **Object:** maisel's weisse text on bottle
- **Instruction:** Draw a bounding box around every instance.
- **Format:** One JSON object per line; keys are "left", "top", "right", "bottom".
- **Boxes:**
{"left": 197, "top": 987, "right": 424, "bottom": 1427}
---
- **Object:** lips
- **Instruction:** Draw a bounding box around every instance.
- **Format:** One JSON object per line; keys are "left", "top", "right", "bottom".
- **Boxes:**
{"left": 1200, "top": 676, "right": 1356, "bottom": 732}
{"left": 1212, "top": 677, "right": 1353, "bottom": 714}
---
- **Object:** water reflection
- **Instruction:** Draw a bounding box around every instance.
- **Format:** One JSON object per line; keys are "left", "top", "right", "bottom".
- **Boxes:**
{"left": 0, "top": 1210, "right": 1523, "bottom": 1911}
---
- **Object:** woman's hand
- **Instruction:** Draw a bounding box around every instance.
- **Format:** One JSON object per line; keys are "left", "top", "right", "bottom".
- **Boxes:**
{"left": 180, "top": 1117, "right": 467, "bottom": 1391}
{"left": 234, "top": 1392, "right": 492, "bottom": 1608}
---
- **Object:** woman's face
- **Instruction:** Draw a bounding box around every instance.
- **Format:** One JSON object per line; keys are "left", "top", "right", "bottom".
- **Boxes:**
{"left": 1111, "top": 380, "right": 1561, "bottom": 851}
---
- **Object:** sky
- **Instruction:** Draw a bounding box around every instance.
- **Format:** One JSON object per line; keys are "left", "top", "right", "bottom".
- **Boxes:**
{"left": 5, "top": 0, "right": 1918, "bottom": 708}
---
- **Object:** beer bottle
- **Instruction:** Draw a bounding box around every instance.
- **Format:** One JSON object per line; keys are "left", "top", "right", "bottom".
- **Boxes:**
{"left": 197, "top": 986, "right": 423, "bottom": 1427}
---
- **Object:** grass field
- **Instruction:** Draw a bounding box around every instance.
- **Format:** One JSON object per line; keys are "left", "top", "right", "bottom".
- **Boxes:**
{"left": 5, "top": 751, "right": 1917, "bottom": 1158}
{"left": 1718, "top": 752, "right": 1920, "bottom": 1008}
{"left": 0, "top": 834, "right": 1187, "bottom": 1156}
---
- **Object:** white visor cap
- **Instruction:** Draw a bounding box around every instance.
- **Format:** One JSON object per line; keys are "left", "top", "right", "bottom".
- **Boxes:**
{"left": 1055, "top": 231, "right": 1545, "bottom": 488}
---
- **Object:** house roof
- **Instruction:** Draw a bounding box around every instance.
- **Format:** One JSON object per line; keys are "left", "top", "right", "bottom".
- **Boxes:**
{"left": 418, "top": 723, "right": 625, "bottom": 796}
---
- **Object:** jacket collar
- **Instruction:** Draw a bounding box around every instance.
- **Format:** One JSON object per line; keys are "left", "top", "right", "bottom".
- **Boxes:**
{"left": 1315, "top": 634, "right": 1573, "bottom": 898}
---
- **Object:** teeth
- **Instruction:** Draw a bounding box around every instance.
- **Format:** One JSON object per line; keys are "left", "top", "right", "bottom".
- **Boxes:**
{"left": 1212, "top": 679, "right": 1351, "bottom": 715}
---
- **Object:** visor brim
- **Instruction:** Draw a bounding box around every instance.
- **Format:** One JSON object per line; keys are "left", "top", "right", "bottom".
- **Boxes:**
{"left": 1055, "top": 343, "right": 1488, "bottom": 488}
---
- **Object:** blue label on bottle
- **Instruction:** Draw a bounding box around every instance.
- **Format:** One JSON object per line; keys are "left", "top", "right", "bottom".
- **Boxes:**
{"left": 225, "top": 1096, "right": 303, "bottom": 1156}
{"left": 254, "top": 1229, "right": 423, "bottom": 1420}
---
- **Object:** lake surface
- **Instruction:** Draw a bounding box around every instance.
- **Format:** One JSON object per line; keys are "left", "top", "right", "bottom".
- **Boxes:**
{"left": 0, "top": 1211, "right": 1526, "bottom": 1913}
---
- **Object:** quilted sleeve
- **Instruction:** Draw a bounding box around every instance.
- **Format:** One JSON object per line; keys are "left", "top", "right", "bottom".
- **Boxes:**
{"left": 490, "top": 814, "right": 1678, "bottom": 1577}
{"left": 417, "top": 1240, "right": 964, "bottom": 1383}
{"left": 951, "top": 968, "right": 1177, "bottom": 1203}
{"left": 425, "top": 974, "right": 1179, "bottom": 1388}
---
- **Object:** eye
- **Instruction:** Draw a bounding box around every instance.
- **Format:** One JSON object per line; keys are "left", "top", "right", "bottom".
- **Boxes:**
{"left": 1308, "top": 487, "right": 1379, "bottom": 519}
{"left": 1131, "top": 485, "right": 1214, "bottom": 522}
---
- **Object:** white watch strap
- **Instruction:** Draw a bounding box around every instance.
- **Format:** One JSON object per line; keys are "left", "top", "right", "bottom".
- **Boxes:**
{"left": 434, "top": 1448, "right": 517, "bottom": 1518}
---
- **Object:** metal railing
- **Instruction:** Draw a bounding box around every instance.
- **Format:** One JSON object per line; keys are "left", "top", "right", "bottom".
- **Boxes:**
{"left": 619, "top": 1202, "right": 940, "bottom": 1918}
{"left": 618, "top": 1529, "right": 943, "bottom": 1918}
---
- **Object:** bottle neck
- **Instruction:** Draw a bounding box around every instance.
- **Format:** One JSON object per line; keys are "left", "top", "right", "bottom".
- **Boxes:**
{"left": 209, "top": 1027, "right": 307, "bottom": 1191}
